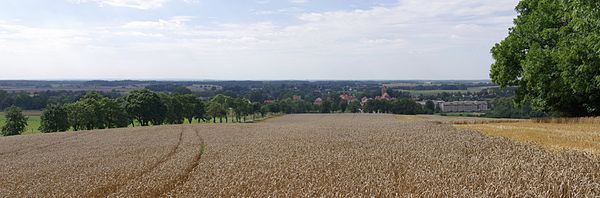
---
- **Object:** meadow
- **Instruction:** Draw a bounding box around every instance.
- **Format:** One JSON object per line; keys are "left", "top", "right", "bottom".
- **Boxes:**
{"left": 1, "top": 114, "right": 598, "bottom": 197}
{"left": 0, "top": 111, "right": 280, "bottom": 135}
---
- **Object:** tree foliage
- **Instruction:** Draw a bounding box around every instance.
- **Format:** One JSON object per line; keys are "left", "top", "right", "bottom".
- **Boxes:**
{"left": 125, "top": 89, "right": 166, "bottom": 126}
{"left": 486, "top": 97, "right": 546, "bottom": 118}
{"left": 491, "top": 0, "right": 600, "bottom": 116}
{"left": 1, "top": 106, "right": 28, "bottom": 136}
{"left": 347, "top": 101, "right": 361, "bottom": 113}
{"left": 161, "top": 93, "right": 186, "bottom": 125}
{"left": 207, "top": 94, "right": 229, "bottom": 123}
{"left": 424, "top": 100, "right": 435, "bottom": 114}
{"left": 39, "top": 104, "right": 69, "bottom": 133}
{"left": 101, "top": 97, "right": 130, "bottom": 128}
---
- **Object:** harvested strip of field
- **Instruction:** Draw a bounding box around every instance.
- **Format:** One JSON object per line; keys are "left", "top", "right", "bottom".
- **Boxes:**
{"left": 456, "top": 121, "right": 600, "bottom": 154}
{"left": 1, "top": 114, "right": 599, "bottom": 197}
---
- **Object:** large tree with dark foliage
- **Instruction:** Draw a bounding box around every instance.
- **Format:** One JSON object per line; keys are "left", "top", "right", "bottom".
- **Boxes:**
{"left": 39, "top": 104, "right": 70, "bottom": 133}
{"left": 177, "top": 94, "right": 205, "bottom": 124}
{"left": 486, "top": 97, "right": 546, "bottom": 118}
{"left": 100, "top": 97, "right": 130, "bottom": 128}
{"left": 390, "top": 99, "right": 421, "bottom": 115}
{"left": 160, "top": 93, "right": 186, "bottom": 125}
{"left": 491, "top": 0, "right": 600, "bottom": 116}
{"left": 124, "top": 89, "right": 166, "bottom": 126}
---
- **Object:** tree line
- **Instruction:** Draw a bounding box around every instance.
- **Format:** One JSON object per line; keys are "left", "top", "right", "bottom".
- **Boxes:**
{"left": 36, "top": 90, "right": 269, "bottom": 133}
{"left": 1, "top": 89, "right": 434, "bottom": 136}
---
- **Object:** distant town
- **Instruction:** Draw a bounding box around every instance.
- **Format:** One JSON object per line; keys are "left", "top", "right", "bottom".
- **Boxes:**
{"left": 0, "top": 80, "right": 532, "bottom": 118}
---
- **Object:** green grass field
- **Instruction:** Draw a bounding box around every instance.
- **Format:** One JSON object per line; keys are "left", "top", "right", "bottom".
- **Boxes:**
{"left": 1, "top": 111, "right": 280, "bottom": 136}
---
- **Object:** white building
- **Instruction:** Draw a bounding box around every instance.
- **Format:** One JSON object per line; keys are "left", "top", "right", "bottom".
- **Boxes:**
{"left": 440, "top": 101, "right": 488, "bottom": 112}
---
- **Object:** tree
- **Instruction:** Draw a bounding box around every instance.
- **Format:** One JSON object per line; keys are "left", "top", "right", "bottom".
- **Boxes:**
{"left": 231, "top": 97, "right": 252, "bottom": 122}
{"left": 390, "top": 99, "right": 421, "bottom": 115}
{"left": 251, "top": 102, "right": 262, "bottom": 120}
{"left": 490, "top": 0, "right": 600, "bottom": 116}
{"left": 78, "top": 92, "right": 105, "bottom": 130}
{"left": 39, "top": 104, "right": 70, "bottom": 133}
{"left": 424, "top": 100, "right": 435, "bottom": 114}
{"left": 339, "top": 101, "right": 348, "bottom": 113}
{"left": 193, "top": 100, "right": 207, "bottom": 123}
{"left": 259, "top": 105, "right": 269, "bottom": 117}
{"left": 208, "top": 95, "right": 230, "bottom": 123}
{"left": 160, "top": 94, "right": 185, "bottom": 125}
{"left": 124, "top": 89, "right": 166, "bottom": 126}
{"left": 1, "top": 106, "right": 28, "bottom": 136}
{"left": 486, "top": 97, "right": 546, "bottom": 118}
{"left": 101, "top": 97, "right": 130, "bottom": 128}
{"left": 207, "top": 100, "right": 226, "bottom": 123}
{"left": 65, "top": 99, "right": 98, "bottom": 131}
{"left": 66, "top": 102, "right": 85, "bottom": 131}
{"left": 348, "top": 101, "right": 361, "bottom": 113}
{"left": 320, "top": 100, "right": 332, "bottom": 113}
{"left": 178, "top": 94, "right": 204, "bottom": 124}
{"left": 173, "top": 87, "right": 193, "bottom": 95}
{"left": 364, "top": 100, "right": 390, "bottom": 113}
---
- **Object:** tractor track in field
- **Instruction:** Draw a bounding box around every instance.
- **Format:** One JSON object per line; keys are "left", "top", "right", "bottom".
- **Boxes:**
{"left": 145, "top": 128, "right": 205, "bottom": 197}
{"left": 87, "top": 128, "right": 185, "bottom": 197}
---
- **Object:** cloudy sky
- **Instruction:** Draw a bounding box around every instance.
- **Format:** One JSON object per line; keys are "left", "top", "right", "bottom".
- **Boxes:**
{"left": 0, "top": 0, "right": 519, "bottom": 80}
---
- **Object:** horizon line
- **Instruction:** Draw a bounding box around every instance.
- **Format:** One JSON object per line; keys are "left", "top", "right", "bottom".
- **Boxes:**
{"left": 0, "top": 78, "right": 493, "bottom": 82}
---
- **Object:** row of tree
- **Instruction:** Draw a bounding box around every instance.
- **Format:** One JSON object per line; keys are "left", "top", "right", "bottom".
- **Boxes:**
{"left": 0, "top": 90, "right": 278, "bottom": 136}
{"left": 2, "top": 89, "right": 434, "bottom": 136}
{"left": 363, "top": 99, "right": 426, "bottom": 115}
{"left": 36, "top": 90, "right": 274, "bottom": 133}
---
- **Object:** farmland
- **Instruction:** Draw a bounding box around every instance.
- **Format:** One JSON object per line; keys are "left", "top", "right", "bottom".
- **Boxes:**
{"left": 456, "top": 118, "right": 600, "bottom": 154}
{"left": 1, "top": 114, "right": 599, "bottom": 197}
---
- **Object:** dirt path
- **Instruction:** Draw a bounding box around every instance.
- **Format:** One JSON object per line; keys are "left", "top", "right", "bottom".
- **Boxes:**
{"left": 1, "top": 114, "right": 599, "bottom": 197}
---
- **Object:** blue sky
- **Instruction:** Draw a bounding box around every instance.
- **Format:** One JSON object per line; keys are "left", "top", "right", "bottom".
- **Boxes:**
{"left": 0, "top": 0, "right": 519, "bottom": 80}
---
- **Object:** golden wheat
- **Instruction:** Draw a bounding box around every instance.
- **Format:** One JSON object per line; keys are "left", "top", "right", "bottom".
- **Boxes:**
{"left": 0, "top": 114, "right": 599, "bottom": 197}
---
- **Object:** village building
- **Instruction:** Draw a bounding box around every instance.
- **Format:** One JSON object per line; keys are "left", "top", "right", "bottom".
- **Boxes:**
{"left": 313, "top": 98, "right": 323, "bottom": 105}
{"left": 417, "top": 100, "right": 445, "bottom": 108}
{"left": 360, "top": 97, "right": 370, "bottom": 107}
{"left": 375, "top": 86, "right": 392, "bottom": 100}
{"left": 440, "top": 101, "right": 488, "bottom": 112}
{"left": 339, "top": 93, "right": 357, "bottom": 103}
{"left": 292, "top": 95, "right": 302, "bottom": 101}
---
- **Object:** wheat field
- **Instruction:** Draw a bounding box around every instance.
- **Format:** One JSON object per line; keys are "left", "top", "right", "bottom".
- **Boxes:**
{"left": 1, "top": 114, "right": 599, "bottom": 197}
{"left": 456, "top": 118, "right": 600, "bottom": 155}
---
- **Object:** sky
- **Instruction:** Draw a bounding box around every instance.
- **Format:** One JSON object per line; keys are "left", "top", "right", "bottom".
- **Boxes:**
{"left": 0, "top": 0, "right": 520, "bottom": 80}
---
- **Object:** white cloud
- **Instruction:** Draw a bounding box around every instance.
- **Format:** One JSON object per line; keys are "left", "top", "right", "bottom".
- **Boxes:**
{"left": 122, "top": 16, "right": 193, "bottom": 29}
{"left": 68, "top": 0, "right": 169, "bottom": 10}
{"left": 1, "top": 0, "right": 520, "bottom": 80}
{"left": 290, "top": 0, "right": 308, "bottom": 4}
